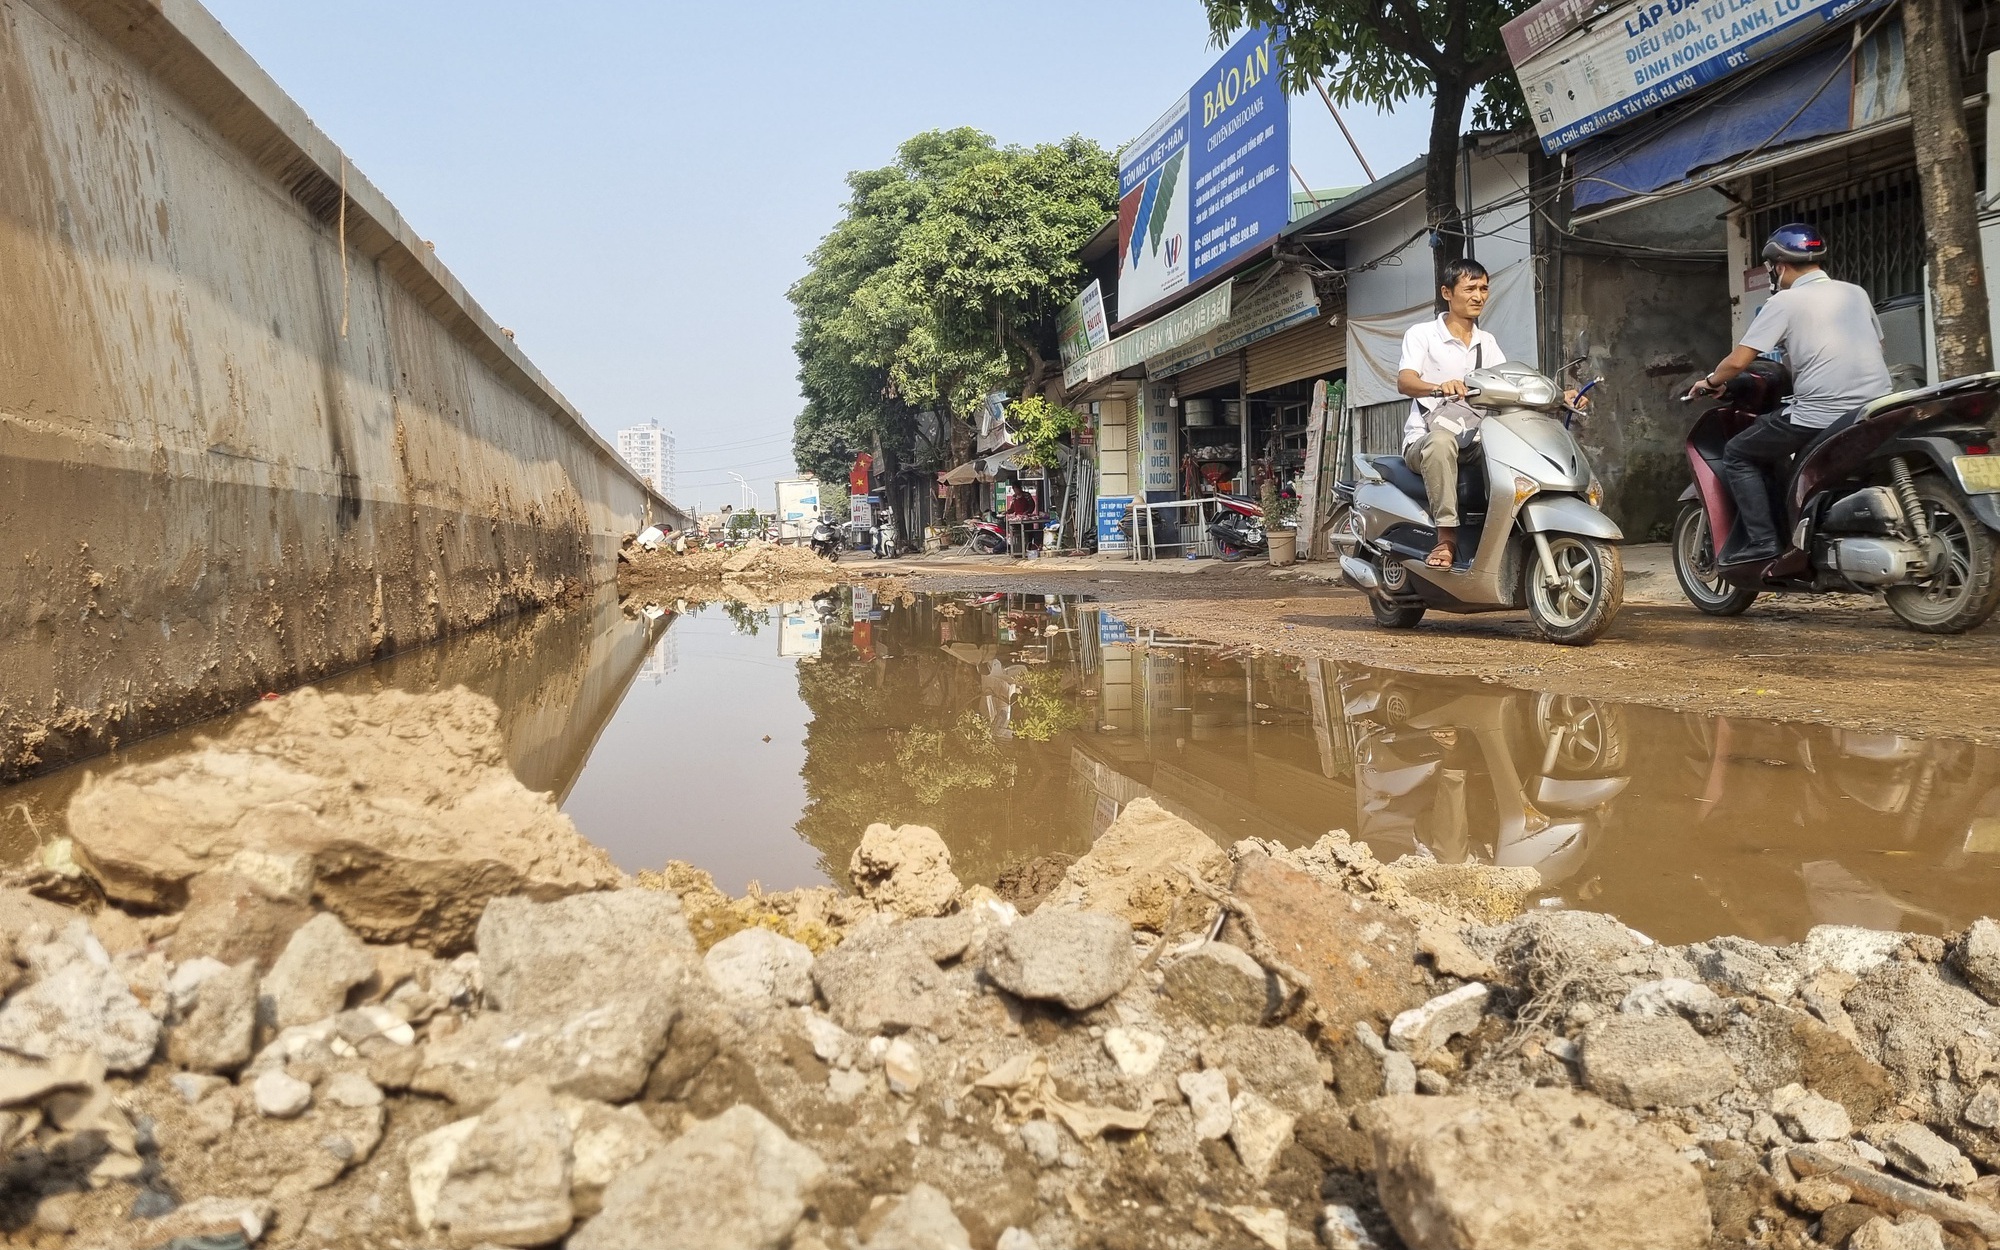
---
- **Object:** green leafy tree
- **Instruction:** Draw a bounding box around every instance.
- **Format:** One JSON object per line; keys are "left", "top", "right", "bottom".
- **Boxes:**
{"left": 789, "top": 129, "right": 1000, "bottom": 483}
{"left": 892, "top": 136, "right": 1119, "bottom": 408}
{"left": 789, "top": 131, "right": 1116, "bottom": 495}
{"left": 1006, "top": 396, "right": 1083, "bottom": 470}
{"left": 1205, "top": 1, "right": 1531, "bottom": 291}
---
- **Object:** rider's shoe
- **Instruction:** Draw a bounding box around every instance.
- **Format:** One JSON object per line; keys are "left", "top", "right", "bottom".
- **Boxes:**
{"left": 1718, "top": 543, "right": 1777, "bottom": 566}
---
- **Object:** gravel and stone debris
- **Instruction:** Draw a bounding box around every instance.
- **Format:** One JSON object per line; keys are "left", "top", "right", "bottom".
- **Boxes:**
{"left": 9, "top": 683, "right": 2000, "bottom": 1250}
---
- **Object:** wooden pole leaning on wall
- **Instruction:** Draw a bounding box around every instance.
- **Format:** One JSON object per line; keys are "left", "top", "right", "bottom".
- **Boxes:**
{"left": 1296, "top": 380, "right": 1329, "bottom": 559}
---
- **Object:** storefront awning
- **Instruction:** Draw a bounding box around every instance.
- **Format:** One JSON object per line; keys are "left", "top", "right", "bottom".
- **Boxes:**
{"left": 937, "top": 446, "right": 1023, "bottom": 486}
{"left": 1572, "top": 32, "right": 1901, "bottom": 213}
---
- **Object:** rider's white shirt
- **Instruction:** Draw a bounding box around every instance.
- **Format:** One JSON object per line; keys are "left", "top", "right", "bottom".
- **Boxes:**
{"left": 1739, "top": 270, "right": 1891, "bottom": 429}
{"left": 1399, "top": 314, "right": 1506, "bottom": 447}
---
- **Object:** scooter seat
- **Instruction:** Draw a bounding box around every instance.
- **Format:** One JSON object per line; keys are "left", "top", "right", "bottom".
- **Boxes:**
{"left": 1369, "top": 456, "right": 1430, "bottom": 503}
{"left": 1370, "top": 454, "right": 1486, "bottom": 521}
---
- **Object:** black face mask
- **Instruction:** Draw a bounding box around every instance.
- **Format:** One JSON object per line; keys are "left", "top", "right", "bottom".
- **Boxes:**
{"left": 1766, "top": 262, "right": 1783, "bottom": 291}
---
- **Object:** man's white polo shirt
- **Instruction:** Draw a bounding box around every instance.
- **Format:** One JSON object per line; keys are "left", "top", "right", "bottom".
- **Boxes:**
{"left": 1399, "top": 314, "right": 1505, "bottom": 447}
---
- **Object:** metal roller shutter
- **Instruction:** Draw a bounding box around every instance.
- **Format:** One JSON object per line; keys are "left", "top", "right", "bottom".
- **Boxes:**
{"left": 1246, "top": 314, "right": 1346, "bottom": 392}
{"left": 1171, "top": 353, "right": 1242, "bottom": 396}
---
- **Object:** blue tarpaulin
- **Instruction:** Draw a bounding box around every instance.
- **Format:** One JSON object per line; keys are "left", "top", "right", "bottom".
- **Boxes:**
{"left": 1572, "top": 41, "right": 1855, "bottom": 211}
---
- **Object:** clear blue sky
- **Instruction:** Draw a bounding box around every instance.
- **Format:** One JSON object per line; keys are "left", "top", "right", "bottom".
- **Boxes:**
{"left": 203, "top": 1, "right": 1432, "bottom": 513}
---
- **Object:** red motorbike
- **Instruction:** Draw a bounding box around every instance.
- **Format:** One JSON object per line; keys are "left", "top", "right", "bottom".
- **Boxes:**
{"left": 1671, "top": 366, "right": 2000, "bottom": 633}
{"left": 1208, "top": 494, "right": 1267, "bottom": 562}
{"left": 967, "top": 515, "right": 1008, "bottom": 555}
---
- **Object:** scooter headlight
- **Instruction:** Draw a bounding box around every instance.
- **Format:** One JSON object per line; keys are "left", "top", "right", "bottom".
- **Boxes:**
{"left": 1586, "top": 476, "right": 1603, "bottom": 509}
{"left": 1512, "top": 475, "right": 1539, "bottom": 507}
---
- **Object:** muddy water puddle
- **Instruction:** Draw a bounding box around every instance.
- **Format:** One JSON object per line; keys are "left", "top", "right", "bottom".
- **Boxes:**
{"left": 5, "top": 587, "right": 1997, "bottom": 945}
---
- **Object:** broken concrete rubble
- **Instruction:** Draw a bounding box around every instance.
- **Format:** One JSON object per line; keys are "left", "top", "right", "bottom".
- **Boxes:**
{"left": 569, "top": 1103, "right": 826, "bottom": 1250}
{"left": 1035, "top": 797, "right": 1229, "bottom": 932}
{"left": 1161, "top": 939, "right": 1278, "bottom": 1026}
{"left": 849, "top": 822, "right": 961, "bottom": 919}
{"left": 983, "top": 909, "right": 1136, "bottom": 1011}
{"left": 1366, "top": 1087, "right": 1713, "bottom": 1250}
{"left": 8, "top": 694, "right": 1999, "bottom": 1250}
{"left": 1579, "top": 1013, "right": 1737, "bottom": 1110}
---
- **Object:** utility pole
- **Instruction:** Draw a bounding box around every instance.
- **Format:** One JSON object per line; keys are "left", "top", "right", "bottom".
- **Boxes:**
{"left": 1904, "top": 0, "right": 1993, "bottom": 376}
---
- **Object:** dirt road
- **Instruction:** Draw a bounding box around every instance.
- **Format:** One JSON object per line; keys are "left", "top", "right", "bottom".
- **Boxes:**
{"left": 886, "top": 544, "right": 2000, "bottom": 745}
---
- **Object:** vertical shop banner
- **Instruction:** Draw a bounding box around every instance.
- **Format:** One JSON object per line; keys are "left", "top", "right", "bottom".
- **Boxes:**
{"left": 1116, "top": 26, "right": 1289, "bottom": 324}
{"left": 1140, "top": 395, "right": 1178, "bottom": 494}
{"left": 1058, "top": 280, "right": 1110, "bottom": 371}
{"left": 1507, "top": 0, "right": 1890, "bottom": 153}
{"left": 1096, "top": 495, "right": 1135, "bottom": 553}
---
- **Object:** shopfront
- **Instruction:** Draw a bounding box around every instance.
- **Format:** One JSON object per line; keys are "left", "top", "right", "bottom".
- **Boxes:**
{"left": 1145, "top": 270, "right": 1346, "bottom": 506}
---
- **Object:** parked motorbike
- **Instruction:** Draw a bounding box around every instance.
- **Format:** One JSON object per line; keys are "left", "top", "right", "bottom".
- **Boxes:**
{"left": 968, "top": 515, "right": 1009, "bottom": 555}
{"left": 809, "top": 515, "right": 841, "bottom": 560}
{"left": 1333, "top": 361, "right": 1623, "bottom": 644}
{"left": 1208, "top": 495, "right": 1267, "bottom": 561}
{"left": 1671, "top": 368, "right": 2000, "bottom": 633}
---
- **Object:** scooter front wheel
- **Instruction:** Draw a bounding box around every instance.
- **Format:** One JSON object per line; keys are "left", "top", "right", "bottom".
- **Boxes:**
{"left": 1671, "top": 502, "right": 1757, "bottom": 616}
{"left": 1525, "top": 535, "right": 1623, "bottom": 645}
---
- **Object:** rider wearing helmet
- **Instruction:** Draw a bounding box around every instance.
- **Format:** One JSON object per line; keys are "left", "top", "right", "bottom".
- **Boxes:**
{"left": 1688, "top": 224, "right": 1892, "bottom": 564}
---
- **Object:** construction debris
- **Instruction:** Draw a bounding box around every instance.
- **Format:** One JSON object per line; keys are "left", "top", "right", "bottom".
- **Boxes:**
{"left": 10, "top": 688, "right": 2000, "bottom": 1249}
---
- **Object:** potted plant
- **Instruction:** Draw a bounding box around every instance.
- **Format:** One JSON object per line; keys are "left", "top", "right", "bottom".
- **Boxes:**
{"left": 1262, "top": 477, "right": 1296, "bottom": 566}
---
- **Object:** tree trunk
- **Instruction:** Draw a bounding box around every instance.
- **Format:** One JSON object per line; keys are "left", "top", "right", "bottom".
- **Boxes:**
{"left": 1426, "top": 76, "right": 1473, "bottom": 298}
{"left": 1903, "top": 0, "right": 1993, "bottom": 377}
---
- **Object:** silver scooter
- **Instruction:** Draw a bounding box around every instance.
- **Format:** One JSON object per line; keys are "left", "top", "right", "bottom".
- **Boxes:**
{"left": 1332, "top": 361, "right": 1624, "bottom": 645}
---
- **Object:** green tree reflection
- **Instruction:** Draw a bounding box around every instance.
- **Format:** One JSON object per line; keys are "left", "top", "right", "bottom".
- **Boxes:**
{"left": 793, "top": 594, "right": 1093, "bottom": 887}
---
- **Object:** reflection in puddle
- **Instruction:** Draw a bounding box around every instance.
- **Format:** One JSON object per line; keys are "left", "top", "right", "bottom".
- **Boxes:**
{"left": 4, "top": 587, "right": 1995, "bottom": 946}
{"left": 789, "top": 589, "right": 2000, "bottom": 945}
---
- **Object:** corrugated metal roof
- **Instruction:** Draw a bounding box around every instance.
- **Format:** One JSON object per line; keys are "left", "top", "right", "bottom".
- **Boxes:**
{"left": 1290, "top": 187, "right": 1360, "bottom": 220}
{"left": 1282, "top": 158, "right": 1427, "bottom": 237}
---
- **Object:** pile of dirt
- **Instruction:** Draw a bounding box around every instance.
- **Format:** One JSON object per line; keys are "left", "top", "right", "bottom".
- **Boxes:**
{"left": 60, "top": 687, "right": 621, "bottom": 950}
{"left": 616, "top": 539, "right": 841, "bottom": 609}
{"left": 12, "top": 714, "right": 2000, "bottom": 1248}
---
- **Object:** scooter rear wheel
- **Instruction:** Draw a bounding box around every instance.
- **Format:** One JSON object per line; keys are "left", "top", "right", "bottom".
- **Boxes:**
{"left": 1525, "top": 535, "right": 1623, "bottom": 645}
{"left": 1672, "top": 502, "right": 1757, "bottom": 616}
{"left": 1885, "top": 476, "right": 2000, "bottom": 633}
{"left": 1369, "top": 597, "right": 1426, "bottom": 629}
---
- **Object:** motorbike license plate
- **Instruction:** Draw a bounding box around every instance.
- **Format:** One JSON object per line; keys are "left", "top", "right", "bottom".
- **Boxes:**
{"left": 1955, "top": 455, "right": 2000, "bottom": 494}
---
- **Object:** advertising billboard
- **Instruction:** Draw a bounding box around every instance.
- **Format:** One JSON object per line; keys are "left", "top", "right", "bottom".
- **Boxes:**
{"left": 1116, "top": 26, "right": 1290, "bottom": 324}
{"left": 1058, "top": 280, "right": 1110, "bottom": 370}
{"left": 1506, "top": 0, "right": 1889, "bottom": 153}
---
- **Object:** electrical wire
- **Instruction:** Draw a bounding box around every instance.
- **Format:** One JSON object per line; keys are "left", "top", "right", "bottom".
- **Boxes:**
{"left": 675, "top": 432, "right": 794, "bottom": 455}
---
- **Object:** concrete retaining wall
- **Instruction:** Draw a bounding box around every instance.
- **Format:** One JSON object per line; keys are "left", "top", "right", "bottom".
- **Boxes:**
{"left": 0, "top": 0, "right": 684, "bottom": 779}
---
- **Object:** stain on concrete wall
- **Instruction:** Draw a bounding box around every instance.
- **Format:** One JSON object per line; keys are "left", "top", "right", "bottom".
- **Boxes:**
{"left": 0, "top": 0, "right": 674, "bottom": 778}
{"left": 1559, "top": 192, "right": 1736, "bottom": 539}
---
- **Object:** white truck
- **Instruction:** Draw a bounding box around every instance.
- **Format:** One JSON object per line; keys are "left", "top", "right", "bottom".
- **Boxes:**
{"left": 773, "top": 477, "right": 822, "bottom": 544}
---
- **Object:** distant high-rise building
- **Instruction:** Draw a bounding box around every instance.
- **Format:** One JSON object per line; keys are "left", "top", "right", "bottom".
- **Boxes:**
{"left": 616, "top": 421, "right": 675, "bottom": 501}
{"left": 638, "top": 629, "right": 678, "bottom": 685}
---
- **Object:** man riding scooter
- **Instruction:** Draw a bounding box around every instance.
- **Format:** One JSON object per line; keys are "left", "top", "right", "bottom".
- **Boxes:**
{"left": 1686, "top": 224, "right": 1893, "bottom": 564}
{"left": 1398, "top": 260, "right": 1505, "bottom": 570}
{"left": 1397, "top": 260, "right": 1585, "bottom": 569}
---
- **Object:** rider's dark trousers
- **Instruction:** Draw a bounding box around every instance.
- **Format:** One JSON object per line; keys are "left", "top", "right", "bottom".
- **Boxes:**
{"left": 1721, "top": 412, "right": 1815, "bottom": 556}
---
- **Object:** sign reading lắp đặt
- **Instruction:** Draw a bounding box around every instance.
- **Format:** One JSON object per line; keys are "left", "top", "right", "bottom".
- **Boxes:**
{"left": 1506, "top": 0, "right": 1889, "bottom": 153}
